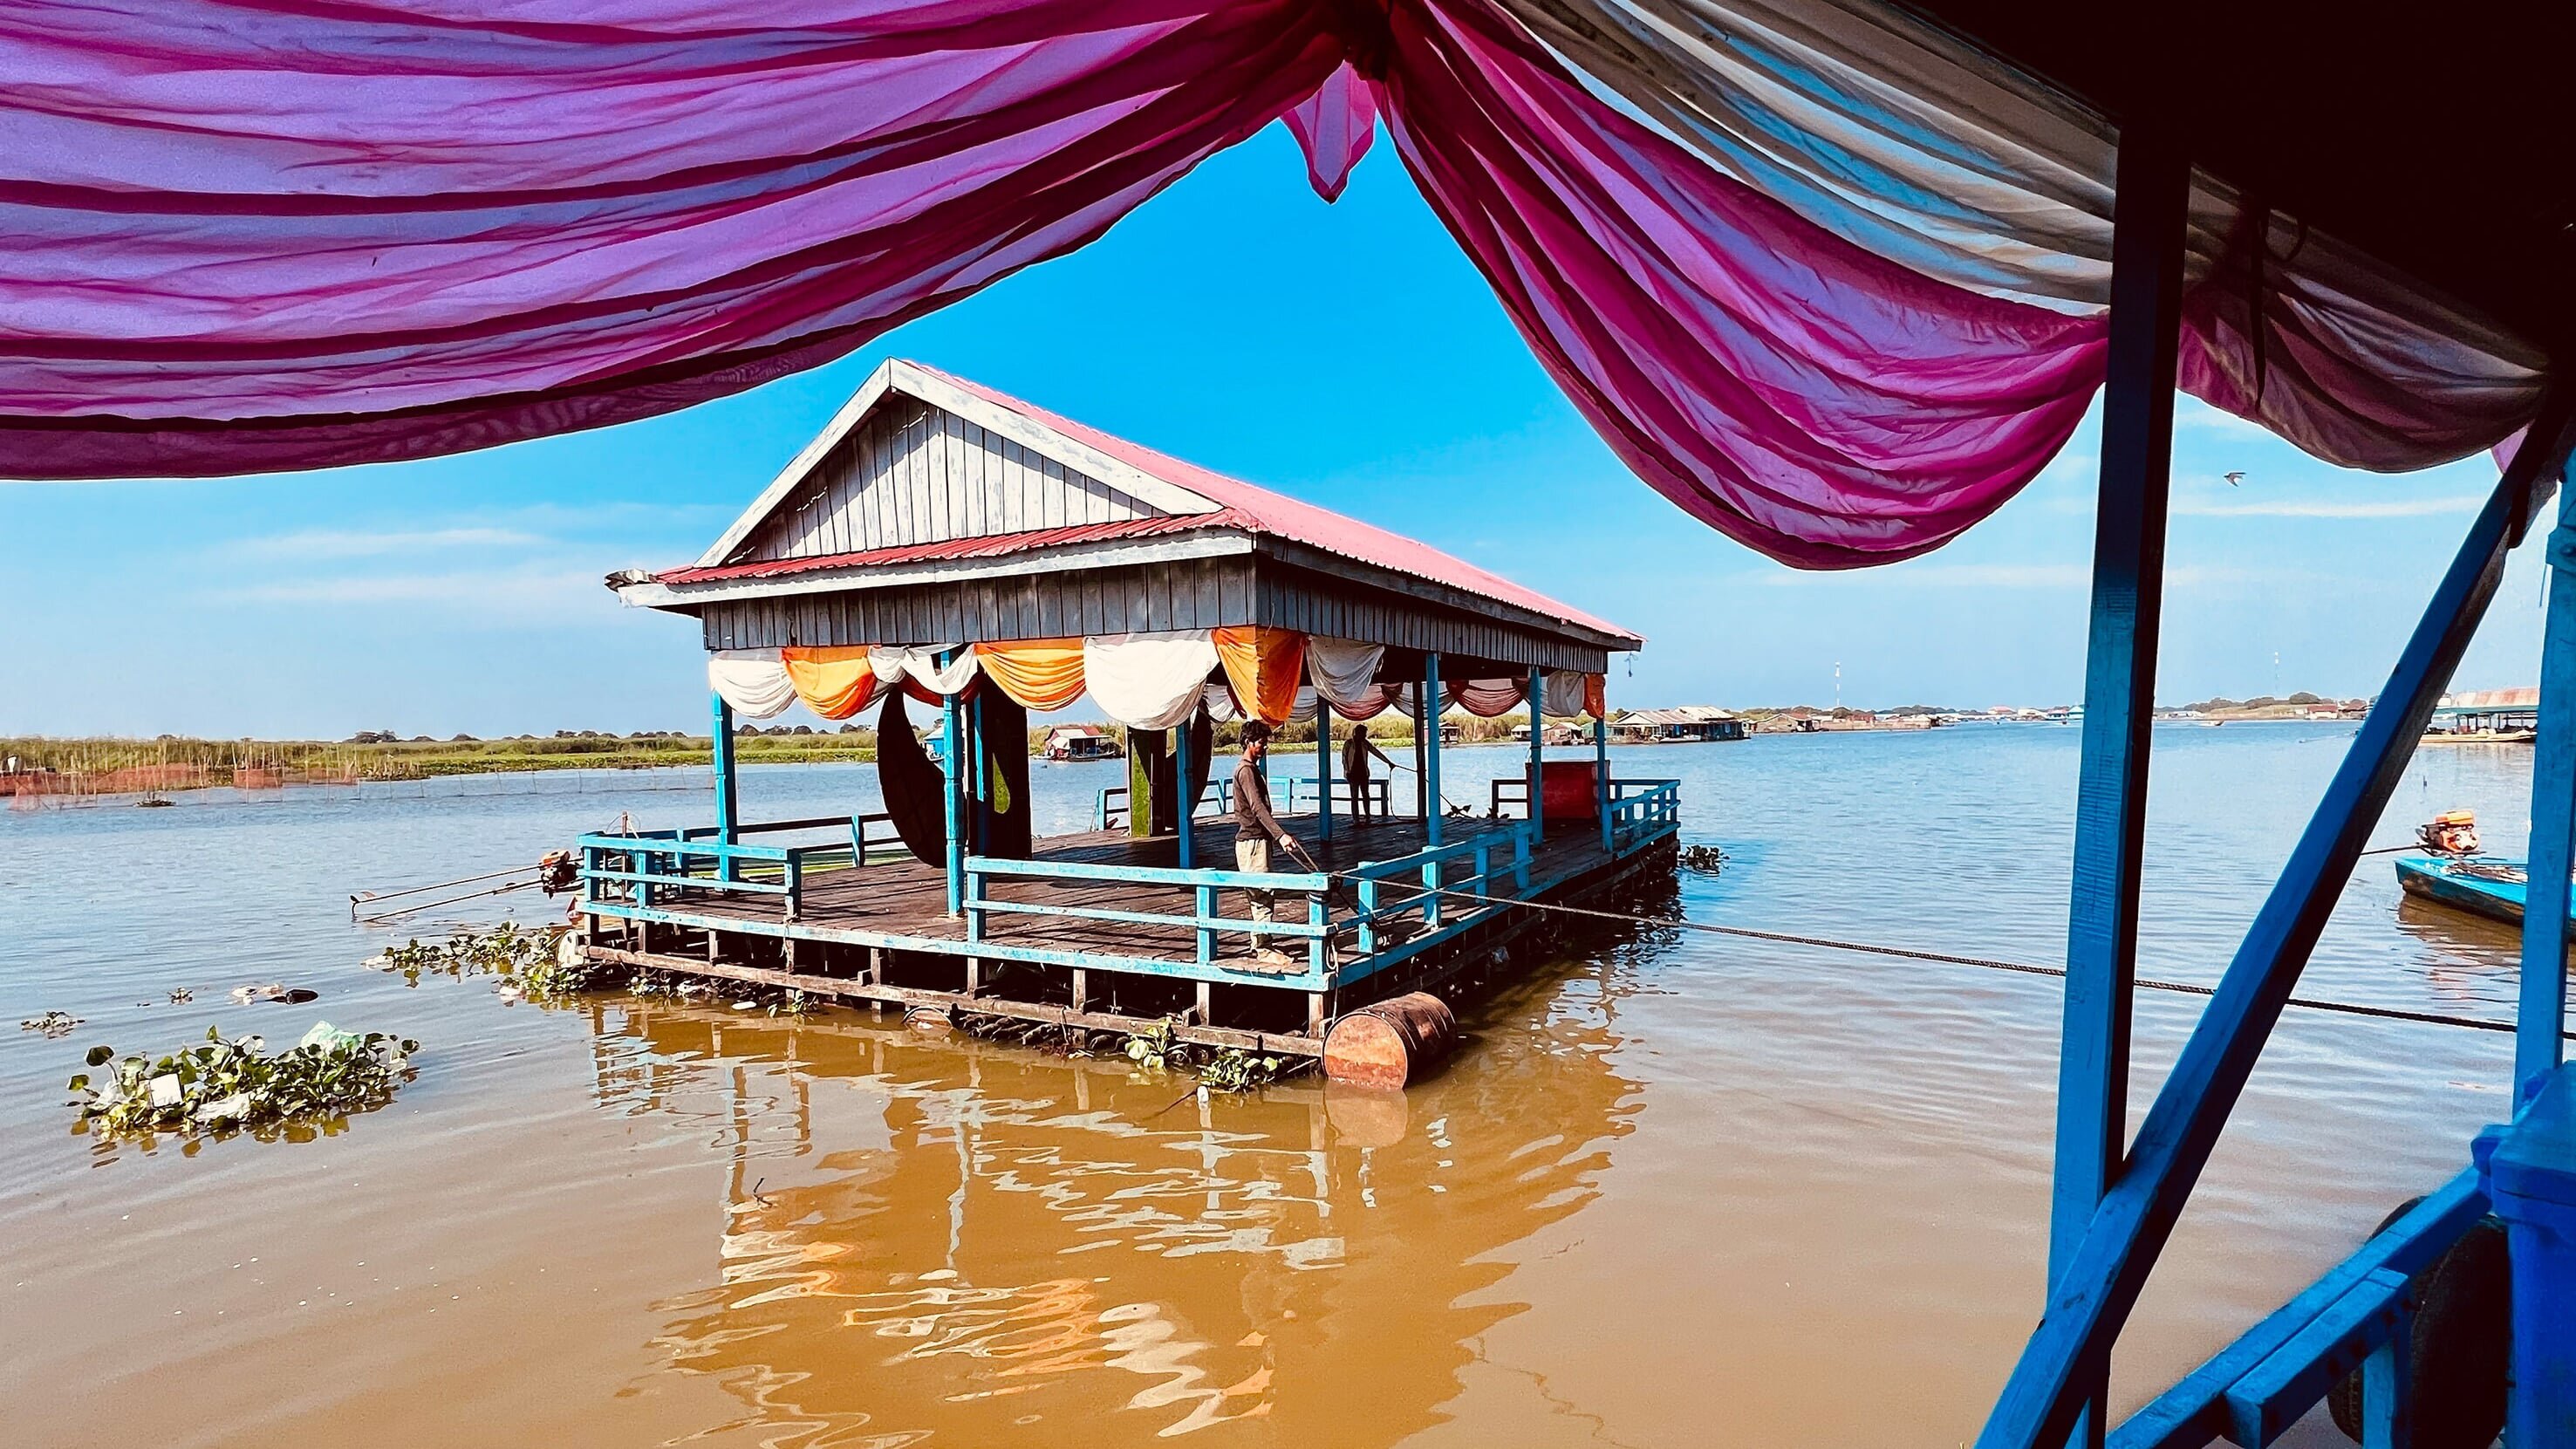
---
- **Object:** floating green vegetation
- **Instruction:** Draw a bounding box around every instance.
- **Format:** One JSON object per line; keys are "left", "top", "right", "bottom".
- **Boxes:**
{"left": 68, "top": 1023, "right": 419, "bottom": 1140}
{"left": 368, "top": 921, "right": 614, "bottom": 1000}
{"left": 21, "top": 1009, "right": 83, "bottom": 1038}
{"left": 1123, "top": 1017, "right": 1179, "bottom": 1070}
{"left": 1198, "top": 1047, "right": 1288, "bottom": 1093}
{"left": 1119, "top": 1020, "right": 1290, "bottom": 1092}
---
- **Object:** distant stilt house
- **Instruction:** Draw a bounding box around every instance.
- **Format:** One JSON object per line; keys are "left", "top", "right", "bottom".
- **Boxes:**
{"left": 1042, "top": 725, "right": 1120, "bottom": 762}
{"left": 1616, "top": 706, "right": 1746, "bottom": 742}
{"left": 2428, "top": 687, "right": 2538, "bottom": 739}
{"left": 580, "top": 359, "right": 1678, "bottom": 1058}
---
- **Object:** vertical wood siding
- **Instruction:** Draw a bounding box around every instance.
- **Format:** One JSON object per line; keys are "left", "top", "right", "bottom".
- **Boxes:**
{"left": 742, "top": 402, "right": 1162, "bottom": 563}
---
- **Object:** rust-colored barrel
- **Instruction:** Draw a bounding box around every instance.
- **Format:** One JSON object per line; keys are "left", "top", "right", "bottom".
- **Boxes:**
{"left": 1322, "top": 993, "right": 1458, "bottom": 1089}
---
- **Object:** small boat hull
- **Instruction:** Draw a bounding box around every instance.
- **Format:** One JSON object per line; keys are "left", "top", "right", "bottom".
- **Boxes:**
{"left": 2394, "top": 854, "right": 2576, "bottom": 940}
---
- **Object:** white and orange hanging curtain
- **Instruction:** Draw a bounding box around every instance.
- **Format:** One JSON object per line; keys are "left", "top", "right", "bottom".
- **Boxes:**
{"left": 712, "top": 630, "right": 1599, "bottom": 729}
{"left": 779, "top": 646, "right": 885, "bottom": 720}
{"left": 1213, "top": 626, "right": 1308, "bottom": 726}
{"left": 974, "top": 639, "right": 1089, "bottom": 712}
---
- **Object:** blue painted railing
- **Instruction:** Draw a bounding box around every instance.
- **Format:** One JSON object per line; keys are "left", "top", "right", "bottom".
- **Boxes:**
{"left": 577, "top": 812, "right": 893, "bottom": 924}
{"left": 1341, "top": 819, "right": 1536, "bottom": 972}
{"left": 963, "top": 852, "right": 1336, "bottom": 984}
{"left": 2108, "top": 1169, "right": 2486, "bottom": 1448}
{"left": 580, "top": 779, "right": 1670, "bottom": 994}
{"left": 1606, "top": 779, "right": 1680, "bottom": 852}
{"left": 1092, "top": 776, "right": 1390, "bottom": 831}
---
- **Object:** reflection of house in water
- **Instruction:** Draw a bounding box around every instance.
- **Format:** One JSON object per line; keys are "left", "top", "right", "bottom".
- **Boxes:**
{"left": 584, "top": 936, "right": 1652, "bottom": 1447}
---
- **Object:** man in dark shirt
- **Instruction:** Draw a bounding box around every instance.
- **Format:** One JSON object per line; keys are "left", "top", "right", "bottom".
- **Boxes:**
{"left": 1232, "top": 721, "right": 1295, "bottom": 967}
{"left": 1341, "top": 722, "right": 1393, "bottom": 818}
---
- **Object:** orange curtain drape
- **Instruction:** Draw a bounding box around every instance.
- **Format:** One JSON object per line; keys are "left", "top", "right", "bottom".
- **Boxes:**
{"left": 780, "top": 646, "right": 880, "bottom": 720}
{"left": 974, "top": 638, "right": 1088, "bottom": 712}
{"left": 1587, "top": 673, "right": 1607, "bottom": 721}
{"left": 1213, "top": 626, "right": 1308, "bottom": 726}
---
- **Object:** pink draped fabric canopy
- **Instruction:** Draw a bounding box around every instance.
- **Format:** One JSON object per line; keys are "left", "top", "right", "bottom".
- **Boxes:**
{"left": 0, "top": 0, "right": 2538, "bottom": 566}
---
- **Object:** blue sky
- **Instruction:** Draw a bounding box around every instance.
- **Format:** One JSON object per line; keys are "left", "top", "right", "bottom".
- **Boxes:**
{"left": 0, "top": 121, "right": 2545, "bottom": 739}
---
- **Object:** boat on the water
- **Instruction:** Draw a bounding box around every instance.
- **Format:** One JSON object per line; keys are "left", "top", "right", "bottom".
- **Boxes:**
{"left": 2393, "top": 853, "right": 2576, "bottom": 940}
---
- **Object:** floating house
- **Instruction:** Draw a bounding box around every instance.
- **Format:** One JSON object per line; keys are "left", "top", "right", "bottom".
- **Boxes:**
{"left": 1041, "top": 724, "right": 1121, "bottom": 762}
{"left": 2428, "top": 687, "right": 2538, "bottom": 740}
{"left": 581, "top": 360, "right": 1677, "bottom": 1056}
{"left": 1616, "top": 706, "right": 1746, "bottom": 742}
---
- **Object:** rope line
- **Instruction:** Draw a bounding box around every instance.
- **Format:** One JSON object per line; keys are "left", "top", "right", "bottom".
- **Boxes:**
{"left": 1340, "top": 873, "right": 2566, "bottom": 1041}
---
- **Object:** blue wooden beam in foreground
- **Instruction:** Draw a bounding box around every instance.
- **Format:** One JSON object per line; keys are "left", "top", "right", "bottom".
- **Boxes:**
{"left": 2521, "top": 480, "right": 2576, "bottom": 1098}
{"left": 2051, "top": 126, "right": 2189, "bottom": 1449}
{"left": 1979, "top": 389, "right": 2576, "bottom": 1449}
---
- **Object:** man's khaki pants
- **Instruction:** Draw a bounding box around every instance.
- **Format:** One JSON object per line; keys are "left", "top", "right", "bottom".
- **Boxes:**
{"left": 1234, "top": 837, "right": 1276, "bottom": 937}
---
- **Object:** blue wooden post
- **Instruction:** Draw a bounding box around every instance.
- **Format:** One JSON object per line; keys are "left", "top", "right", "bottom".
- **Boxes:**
{"left": 2485, "top": 1063, "right": 2576, "bottom": 1446}
{"left": 1527, "top": 665, "right": 1546, "bottom": 840}
{"left": 2520, "top": 475, "right": 2576, "bottom": 1099}
{"left": 1425, "top": 653, "right": 1444, "bottom": 848}
{"left": 1317, "top": 702, "right": 1335, "bottom": 842}
{"left": 1174, "top": 712, "right": 1196, "bottom": 870}
{"left": 940, "top": 653, "right": 965, "bottom": 917}
{"left": 1596, "top": 710, "right": 1613, "bottom": 855}
{"left": 710, "top": 691, "right": 740, "bottom": 885}
{"left": 2049, "top": 124, "right": 2188, "bottom": 1449}
{"left": 1977, "top": 393, "right": 2573, "bottom": 1449}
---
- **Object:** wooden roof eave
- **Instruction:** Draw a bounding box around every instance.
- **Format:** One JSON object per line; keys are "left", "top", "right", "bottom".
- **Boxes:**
{"left": 613, "top": 529, "right": 1261, "bottom": 615}
{"left": 1253, "top": 536, "right": 1642, "bottom": 654}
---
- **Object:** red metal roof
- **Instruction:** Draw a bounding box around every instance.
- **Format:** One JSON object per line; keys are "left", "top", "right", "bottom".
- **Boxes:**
{"left": 659, "top": 363, "right": 1638, "bottom": 645}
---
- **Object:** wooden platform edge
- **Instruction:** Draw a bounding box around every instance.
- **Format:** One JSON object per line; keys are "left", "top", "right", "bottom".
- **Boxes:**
{"left": 579, "top": 942, "right": 1325, "bottom": 1057}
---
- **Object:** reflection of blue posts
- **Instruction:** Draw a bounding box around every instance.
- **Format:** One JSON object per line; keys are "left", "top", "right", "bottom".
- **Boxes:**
{"left": 940, "top": 651, "right": 965, "bottom": 916}
{"left": 711, "top": 692, "right": 739, "bottom": 885}
{"left": 1527, "top": 664, "right": 1545, "bottom": 840}
{"left": 1424, "top": 653, "right": 1443, "bottom": 848}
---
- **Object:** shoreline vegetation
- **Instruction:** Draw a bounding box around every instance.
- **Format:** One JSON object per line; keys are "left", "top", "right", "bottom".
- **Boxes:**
{"left": 3, "top": 694, "right": 2368, "bottom": 801}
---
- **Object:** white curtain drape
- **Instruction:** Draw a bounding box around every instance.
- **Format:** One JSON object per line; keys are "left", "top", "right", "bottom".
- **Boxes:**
{"left": 1083, "top": 630, "right": 1220, "bottom": 730}
{"left": 707, "top": 648, "right": 796, "bottom": 719}
{"left": 1542, "top": 670, "right": 1592, "bottom": 718}
{"left": 1305, "top": 637, "right": 1388, "bottom": 713}
{"left": 865, "top": 645, "right": 981, "bottom": 697}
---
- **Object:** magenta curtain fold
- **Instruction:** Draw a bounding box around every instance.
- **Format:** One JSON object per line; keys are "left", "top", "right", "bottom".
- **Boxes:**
{"left": 1371, "top": 0, "right": 2106, "bottom": 566}
{"left": 0, "top": 0, "right": 1344, "bottom": 477}
{"left": 1, "top": 0, "right": 2472, "bottom": 571}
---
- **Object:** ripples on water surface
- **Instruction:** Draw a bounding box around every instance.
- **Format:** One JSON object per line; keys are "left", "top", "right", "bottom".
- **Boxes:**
{"left": 0, "top": 727, "right": 2543, "bottom": 1446}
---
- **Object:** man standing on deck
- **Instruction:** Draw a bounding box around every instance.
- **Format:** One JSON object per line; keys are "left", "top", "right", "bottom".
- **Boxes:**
{"left": 1341, "top": 721, "right": 1394, "bottom": 819}
{"left": 1233, "top": 722, "right": 1297, "bottom": 968}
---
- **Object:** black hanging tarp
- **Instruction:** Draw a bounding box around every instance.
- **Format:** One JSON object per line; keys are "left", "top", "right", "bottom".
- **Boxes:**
{"left": 1183, "top": 705, "right": 1213, "bottom": 823}
{"left": 874, "top": 689, "right": 947, "bottom": 869}
{"left": 974, "top": 693, "right": 1032, "bottom": 859}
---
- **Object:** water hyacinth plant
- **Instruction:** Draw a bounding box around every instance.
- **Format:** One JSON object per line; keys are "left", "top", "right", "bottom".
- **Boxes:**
{"left": 370, "top": 922, "right": 604, "bottom": 998}
{"left": 67, "top": 1022, "right": 419, "bottom": 1139}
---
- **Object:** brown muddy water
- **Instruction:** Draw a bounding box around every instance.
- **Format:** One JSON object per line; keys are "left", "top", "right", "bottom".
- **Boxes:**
{"left": 0, "top": 728, "right": 2543, "bottom": 1447}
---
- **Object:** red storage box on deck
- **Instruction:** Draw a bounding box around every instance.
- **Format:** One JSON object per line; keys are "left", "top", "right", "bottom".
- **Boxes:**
{"left": 1538, "top": 760, "right": 1601, "bottom": 823}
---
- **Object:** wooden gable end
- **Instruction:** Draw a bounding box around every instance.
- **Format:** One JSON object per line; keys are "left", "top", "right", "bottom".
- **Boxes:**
{"left": 737, "top": 399, "right": 1168, "bottom": 564}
